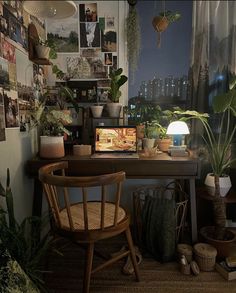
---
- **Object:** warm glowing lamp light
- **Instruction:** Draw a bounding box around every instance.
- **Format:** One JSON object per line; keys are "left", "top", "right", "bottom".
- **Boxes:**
{"left": 23, "top": 1, "right": 77, "bottom": 20}
{"left": 166, "top": 121, "right": 189, "bottom": 146}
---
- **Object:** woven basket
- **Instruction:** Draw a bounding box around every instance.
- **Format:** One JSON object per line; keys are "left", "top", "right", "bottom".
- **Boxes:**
{"left": 193, "top": 243, "right": 217, "bottom": 271}
{"left": 177, "top": 244, "right": 193, "bottom": 263}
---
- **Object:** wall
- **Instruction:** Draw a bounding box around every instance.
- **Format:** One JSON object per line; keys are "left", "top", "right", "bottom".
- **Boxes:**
{"left": 0, "top": 1, "right": 130, "bottom": 223}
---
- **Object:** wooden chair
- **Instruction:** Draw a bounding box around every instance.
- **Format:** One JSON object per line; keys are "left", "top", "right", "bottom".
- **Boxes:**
{"left": 39, "top": 161, "right": 140, "bottom": 293}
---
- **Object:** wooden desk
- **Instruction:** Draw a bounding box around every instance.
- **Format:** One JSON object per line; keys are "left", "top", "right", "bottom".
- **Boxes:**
{"left": 25, "top": 153, "right": 200, "bottom": 243}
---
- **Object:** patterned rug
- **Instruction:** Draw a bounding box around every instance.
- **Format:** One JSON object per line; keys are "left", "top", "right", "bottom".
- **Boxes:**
{"left": 44, "top": 236, "right": 236, "bottom": 293}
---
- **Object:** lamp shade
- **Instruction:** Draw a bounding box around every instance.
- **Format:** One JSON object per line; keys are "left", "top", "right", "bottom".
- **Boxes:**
{"left": 166, "top": 121, "right": 190, "bottom": 135}
{"left": 23, "top": 1, "right": 77, "bottom": 20}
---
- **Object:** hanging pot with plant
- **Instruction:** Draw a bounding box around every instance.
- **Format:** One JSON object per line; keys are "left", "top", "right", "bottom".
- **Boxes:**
{"left": 152, "top": 8, "right": 181, "bottom": 47}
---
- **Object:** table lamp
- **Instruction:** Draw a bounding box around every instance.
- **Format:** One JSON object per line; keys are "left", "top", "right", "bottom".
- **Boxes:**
{"left": 166, "top": 121, "right": 189, "bottom": 146}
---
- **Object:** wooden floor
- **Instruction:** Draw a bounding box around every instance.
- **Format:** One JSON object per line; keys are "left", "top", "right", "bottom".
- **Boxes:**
{"left": 43, "top": 235, "right": 236, "bottom": 293}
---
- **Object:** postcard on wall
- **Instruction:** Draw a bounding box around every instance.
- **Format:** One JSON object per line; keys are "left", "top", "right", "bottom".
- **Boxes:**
{"left": 106, "top": 17, "right": 115, "bottom": 29}
{"left": 3, "top": 89, "right": 19, "bottom": 128}
{"left": 104, "top": 53, "right": 112, "bottom": 66}
{"left": 81, "top": 48, "right": 101, "bottom": 58}
{"left": 67, "top": 56, "right": 108, "bottom": 79}
{"left": 101, "top": 30, "right": 117, "bottom": 52}
{"left": 8, "top": 62, "right": 17, "bottom": 90}
{"left": 79, "top": 3, "right": 98, "bottom": 22}
{"left": 46, "top": 11, "right": 79, "bottom": 53}
{"left": 97, "top": 88, "right": 109, "bottom": 102}
{"left": 0, "top": 57, "right": 9, "bottom": 88}
{"left": 0, "top": 87, "right": 6, "bottom": 141}
{"left": 80, "top": 22, "right": 100, "bottom": 48}
{"left": 2, "top": 38, "right": 16, "bottom": 63}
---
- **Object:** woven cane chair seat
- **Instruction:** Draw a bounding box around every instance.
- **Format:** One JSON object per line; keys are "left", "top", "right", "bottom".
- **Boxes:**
{"left": 60, "top": 202, "right": 126, "bottom": 230}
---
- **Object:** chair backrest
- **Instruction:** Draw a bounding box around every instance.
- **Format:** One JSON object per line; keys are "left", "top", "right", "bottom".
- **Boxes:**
{"left": 39, "top": 161, "right": 126, "bottom": 232}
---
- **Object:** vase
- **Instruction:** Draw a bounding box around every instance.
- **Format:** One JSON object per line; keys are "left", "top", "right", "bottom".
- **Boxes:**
{"left": 39, "top": 136, "right": 65, "bottom": 159}
{"left": 204, "top": 173, "right": 232, "bottom": 197}
{"left": 142, "top": 138, "right": 156, "bottom": 149}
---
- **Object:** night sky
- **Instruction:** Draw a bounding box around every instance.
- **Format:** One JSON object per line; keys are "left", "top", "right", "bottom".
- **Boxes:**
{"left": 129, "top": 0, "right": 193, "bottom": 98}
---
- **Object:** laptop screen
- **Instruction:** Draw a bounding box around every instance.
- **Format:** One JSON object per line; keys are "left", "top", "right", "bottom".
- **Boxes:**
{"left": 94, "top": 126, "right": 137, "bottom": 153}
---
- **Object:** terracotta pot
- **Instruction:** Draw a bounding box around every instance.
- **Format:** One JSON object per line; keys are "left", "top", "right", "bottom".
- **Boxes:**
{"left": 200, "top": 226, "right": 236, "bottom": 260}
{"left": 152, "top": 16, "right": 169, "bottom": 32}
{"left": 35, "top": 44, "right": 50, "bottom": 59}
{"left": 157, "top": 138, "right": 171, "bottom": 152}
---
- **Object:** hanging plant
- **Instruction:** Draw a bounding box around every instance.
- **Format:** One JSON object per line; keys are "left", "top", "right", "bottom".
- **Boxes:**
{"left": 126, "top": 0, "right": 141, "bottom": 83}
{"left": 152, "top": 10, "right": 181, "bottom": 48}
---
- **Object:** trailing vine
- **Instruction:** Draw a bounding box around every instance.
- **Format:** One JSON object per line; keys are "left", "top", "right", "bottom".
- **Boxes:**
{"left": 126, "top": 1, "right": 141, "bottom": 83}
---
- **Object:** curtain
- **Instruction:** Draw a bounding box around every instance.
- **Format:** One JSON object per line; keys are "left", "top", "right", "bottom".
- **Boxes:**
{"left": 188, "top": 1, "right": 236, "bottom": 180}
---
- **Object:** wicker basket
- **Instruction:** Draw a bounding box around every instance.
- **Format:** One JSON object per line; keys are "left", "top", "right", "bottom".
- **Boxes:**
{"left": 177, "top": 244, "right": 193, "bottom": 263}
{"left": 133, "top": 182, "right": 188, "bottom": 245}
{"left": 193, "top": 243, "right": 217, "bottom": 271}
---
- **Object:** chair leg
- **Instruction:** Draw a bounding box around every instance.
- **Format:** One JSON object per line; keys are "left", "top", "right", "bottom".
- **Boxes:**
{"left": 83, "top": 242, "right": 94, "bottom": 293}
{"left": 125, "top": 227, "right": 141, "bottom": 282}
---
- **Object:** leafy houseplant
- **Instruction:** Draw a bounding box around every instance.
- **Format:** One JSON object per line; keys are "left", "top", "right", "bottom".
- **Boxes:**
{"left": 175, "top": 80, "right": 236, "bottom": 242}
{"left": 0, "top": 169, "right": 52, "bottom": 292}
{"left": 107, "top": 68, "right": 128, "bottom": 117}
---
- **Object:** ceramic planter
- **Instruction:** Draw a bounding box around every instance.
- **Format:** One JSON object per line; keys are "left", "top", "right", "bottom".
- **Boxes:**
{"left": 90, "top": 105, "right": 103, "bottom": 118}
{"left": 204, "top": 173, "right": 232, "bottom": 197}
{"left": 106, "top": 103, "right": 122, "bottom": 118}
{"left": 142, "top": 138, "right": 156, "bottom": 149}
{"left": 35, "top": 44, "right": 50, "bottom": 59}
{"left": 39, "top": 136, "right": 65, "bottom": 159}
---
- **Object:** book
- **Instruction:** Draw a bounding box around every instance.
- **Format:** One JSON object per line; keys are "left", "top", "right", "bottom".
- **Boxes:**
{"left": 215, "top": 261, "right": 236, "bottom": 280}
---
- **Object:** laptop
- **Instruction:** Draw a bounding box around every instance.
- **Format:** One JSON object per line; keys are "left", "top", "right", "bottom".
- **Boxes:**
{"left": 91, "top": 126, "right": 139, "bottom": 159}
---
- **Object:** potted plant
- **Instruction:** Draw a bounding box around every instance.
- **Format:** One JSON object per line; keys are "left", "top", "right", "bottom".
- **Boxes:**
{"left": 152, "top": 10, "right": 181, "bottom": 47}
{"left": 175, "top": 80, "right": 236, "bottom": 254}
{"left": 107, "top": 68, "right": 128, "bottom": 118}
{"left": 35, "top": 38, "right": 52, "bottom": 59}
{"left": 30, "top": 98, "right": 72, "bottom": 159}
{"left": 0, "top": 169, "right": 53, "bottom": 292}
{"left": 90, "top": 87, "right": 104, "bottom": 118}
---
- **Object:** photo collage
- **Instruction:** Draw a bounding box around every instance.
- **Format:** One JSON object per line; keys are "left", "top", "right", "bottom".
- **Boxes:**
{"left": 46, "top": 2, "right": 118, "bottom": 103}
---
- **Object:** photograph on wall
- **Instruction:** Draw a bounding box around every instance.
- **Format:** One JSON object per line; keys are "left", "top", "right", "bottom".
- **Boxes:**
{"left": 1, "top": 5, "right": 10, "bottom": 36}
{"left": 2, "top": 38, "right": 16, "bottom": 63}
{"left": 81, "top": 48, "right": 101, "bottom": 58}
{"left": 18, "top": 83, "right": 34, "bottom": 129}
{"left": 106, "top": 16, "right": 115, "bottom": 29}
{"left": 104, "top": 52, "right": 112, "bottom": 66}
{"left": 80, "top": 22, "right": 100, "bottom": 48}
{"left": 0, "top": 87, "right": 6, "bottom": 141}
{"left": 79, "top": 3, "right": 97, "bottom": 22}
{"left": 0, "top": 33, "right": 3, "bottom": 57}
{"left": 47, "top": 12, "right": 79, "bottom": 52}
{"left": 33, "top": 64, "right": 46, "bottom": 99}
{"left": 67, "top": 56, "right": 108, "bottom": 79}
{"left": 8, "top": 62, "right": 17, "bottom": 90}
{"left": 3, "top": 89, "right": 19, "bottom": 128}
{"left": 112, "top": 55, "right": 117, "bottom": 70}
{"left": 101, "top": 30, "right": 117, "bottom": 52}
{"left": 0, "top": 57, "right": 9, "bottom": 88}
{"left": 8, "top": 13, "right": 21, "bottom": 43}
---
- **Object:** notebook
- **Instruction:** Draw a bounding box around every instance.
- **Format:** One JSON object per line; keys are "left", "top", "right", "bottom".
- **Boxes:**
{"left": 91, "top": 126, "right": 139, "bottom": 159}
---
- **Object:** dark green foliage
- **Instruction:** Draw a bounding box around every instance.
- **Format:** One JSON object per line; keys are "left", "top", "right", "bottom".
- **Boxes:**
{"left": 0, "top": 169, "right": 53, "bottom": 292}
